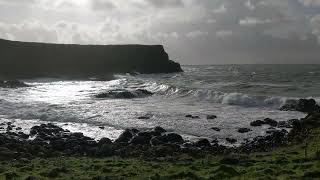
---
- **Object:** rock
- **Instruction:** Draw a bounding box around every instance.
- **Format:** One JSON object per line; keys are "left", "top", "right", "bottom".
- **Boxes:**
{"left": 277, "top": 121, "right": 293, "bottom": 128}
{"left": 0, "top": 80, "right": 29, "bottom": 88}
{"left": 151, "top": 133, "right": 184, "bottom": 145}
{"left": 114, "top": 129, "right": 136, "bottom": 143}
{"left": 153, "top": 126, "right": 166, "bottom": 134}
{"left": 129, "top": 135, "right": 151, "bottom": 145}
{"left": 194, "top": 139, "right": 211, "bottom": 147}
{"left": 99, "top": 126, "right": 105, "bottom": 129}
{"left": 264, "top": 118, "right": 278, "bottom": 127}
{"left": 280, "top": 98, "right": 320, "bottom": 113}
{"left": 207, "top": 115, "right": 217, "bottom": 119}
{"left": 237, "top": 128, "right": 251, "bottom": 133}
{"left": 211, "top": 127, "right": 221, "bottom": 131}
{"left": 185, "top": 115, "right": 200, "bottom": 119}
{"left": 250, "top": 120, "right": 265, "bottom": 126}
{"left": 137, "top": 116, "right": 150, "bottom": 120}
{"left": 95, "top": 89, "right": 153, "bottom": 99}
{"left": 97, "top": 144, "right": 114, "bottom": 156}
{"left": 226, "top": 138, "right": 237, "bottom": 144}
{"left": 98, "top": 138, "right": 112, "bottom": 147}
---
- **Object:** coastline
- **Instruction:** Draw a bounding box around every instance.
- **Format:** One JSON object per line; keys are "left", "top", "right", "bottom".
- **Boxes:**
{"left": 0, "top": 111, "right": 319, "bottom": 179}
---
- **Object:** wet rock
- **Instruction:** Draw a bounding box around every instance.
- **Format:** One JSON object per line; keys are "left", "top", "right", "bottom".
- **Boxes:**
{"left": 137, "top": 116, "right": 150, "bottom": 120}
{"left": 226, "top": 138, "right": 237, "bottom": 144}
{"left": 264, "top": 118, "right": 278, "bottom": 127}
{"left": 98, "top": 126, "right": 105, "bottom": 129}
{"left": 98, "top": 138, "right": 112, "bottom": 147}
{"left": 194, "top": 139, "right": 211, "bottom": 147}
{"left": 238, "top": 128, "right": 251, "bottom": 133}
{"left": 0, "top": 80, "right": 29, "bottom": 88}
{"left": 130, "top": 135, "right": 151, "bottom": 145}
{"left": 185, "top": 115, "right": 200, "bottom": 119}
{"left": 150, "top": 133, "right": 184, "bottom": 145}
{"left": 280, "top": 98, "right": 320, "bottom": 113}
{"left": 250, "top": 120, "right": 265, "bottom": 127}
{"left": 207, "top": 115, "right": 217, "bottom": 119}
{"left": 211, "top": 127, "right": 221, "bottom": 131}
{"left": 153, "top": 126, "right": 166, "bottom": 134}
{"left": 95, "top": 89, "right": 153, "bottom": 99}
{"left": 278, "top": 121, "right": 293, "bottom": 128}
{"left": 114, "top": 129, "right": 136, "bottom": 143}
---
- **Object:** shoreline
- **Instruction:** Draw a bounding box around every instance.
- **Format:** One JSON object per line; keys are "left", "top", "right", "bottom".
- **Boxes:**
{"left": 0, "top": 113, "right": 319, "bottom": 179}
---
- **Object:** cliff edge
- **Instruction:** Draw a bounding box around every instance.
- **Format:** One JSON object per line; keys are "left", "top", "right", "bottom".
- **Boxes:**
{"left": 0, "top": 39, "right": 182, "bottom": 78}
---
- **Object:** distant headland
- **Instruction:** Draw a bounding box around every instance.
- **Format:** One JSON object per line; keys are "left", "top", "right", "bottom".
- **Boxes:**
{"left": 0, "top": 38, "right": 182, "bottom": 79}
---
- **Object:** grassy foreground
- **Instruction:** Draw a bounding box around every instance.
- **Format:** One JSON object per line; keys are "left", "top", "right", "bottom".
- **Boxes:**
{"left": 1, "top": 129, "right": 320, "bottom": 179}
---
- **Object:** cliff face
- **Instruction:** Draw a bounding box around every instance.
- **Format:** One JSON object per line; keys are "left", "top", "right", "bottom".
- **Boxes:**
{"left": 0, "top": 39, "right": 182, "bottom": 78}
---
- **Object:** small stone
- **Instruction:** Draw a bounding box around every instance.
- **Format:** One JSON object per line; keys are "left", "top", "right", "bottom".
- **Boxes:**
{"left": 207, "top": 115, "right": 217, "bottom": 119}
{"left": 238, "top": 128, "right": 251, "bottom": 133}
{"left": 226, "top": 138, "right": 237, "bottom": 144}
{"left": 250, "top": 120, "right": 265, "bottom": 126}
{"left": 211, "top": 127, "right": 221, "bottom": 132}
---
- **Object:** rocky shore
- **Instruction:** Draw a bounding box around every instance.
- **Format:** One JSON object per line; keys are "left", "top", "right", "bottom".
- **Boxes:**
{"left": 1, "top": 111, "right": 317, "bottom": 162}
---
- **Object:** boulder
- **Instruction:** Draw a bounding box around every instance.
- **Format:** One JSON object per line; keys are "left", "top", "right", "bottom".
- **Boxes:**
{"left": 98, "top": 138, "right": 112, "bottom": 147}
{"left": 0, "top": 80, "right": 29, "bottom": 88}
{"left": 264, "top": 118, "right": 278, "bottom": 127}
{"left": 207, "top": 115, "right": 217, "bottom": 119}
{"left": 153, "top": 126, "right": 167, "bottom": 134}
{"left": 150, "top": 133, "right": 184, "bottom": 145}
{"left": 226, "top": 138, "right": 237, "bottom": 144}
{"left": 129, "top": 135, "right": 151, "bottom": 145}
{"left": 237, "top": 128, "right": 251, "bottom": 133}
{"left": 250, "top": 120, "right": 265, "bottom": 126}
{"left": 211, "top": 127, "right": 221, "bottom": 132}
{"left": 95, "top": 89, "right": 153, "bottom": 99}
{"left": 194, "top": 139, "right": 211, "bottom": 147}
{"left": 185, "top": 115, "right": 200, "bottom": 119}
{"left": 280, "top": 99, "right": 320, "bottom": 113}
{"left": 114, "top": 129, "right": 136, "bottom": 143}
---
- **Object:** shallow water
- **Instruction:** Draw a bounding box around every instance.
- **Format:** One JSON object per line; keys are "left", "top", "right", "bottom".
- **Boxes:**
{"left": 1, "top": 65, "right": 318, "bottom": 144}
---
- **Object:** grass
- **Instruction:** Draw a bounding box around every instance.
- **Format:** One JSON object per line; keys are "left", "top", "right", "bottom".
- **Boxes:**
{"left": 1, "top": 129, "right": 320, "bottom": 179}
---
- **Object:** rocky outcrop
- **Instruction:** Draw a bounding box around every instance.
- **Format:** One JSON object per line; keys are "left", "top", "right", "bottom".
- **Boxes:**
{"left": 0, "top": 38, "right": 182, "bottom": 78}
{"left": 95, "top": 89, "right": 153, "bottom": 99}
{"left": 0, "top": 80, "right": 29, "bottom": 88}
{"left": 280, "top": 99, "right": 320, "bottom": 113}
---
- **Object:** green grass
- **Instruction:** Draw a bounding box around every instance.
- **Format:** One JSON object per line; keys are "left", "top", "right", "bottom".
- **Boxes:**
{"left": 1, "top": 128, "right": 320, "bottom": 179}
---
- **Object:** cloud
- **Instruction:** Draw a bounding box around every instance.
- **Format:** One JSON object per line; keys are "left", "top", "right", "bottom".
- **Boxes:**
{"left": 91, "top": 0, "right": 115, "bottom": 11}
{"left": 148, "top": 0, "right": 184, "bottom": 8}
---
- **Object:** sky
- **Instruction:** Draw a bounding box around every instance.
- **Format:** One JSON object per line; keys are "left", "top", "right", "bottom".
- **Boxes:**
{"left": 1, "top": 0, "right": 320, "bottom": 64}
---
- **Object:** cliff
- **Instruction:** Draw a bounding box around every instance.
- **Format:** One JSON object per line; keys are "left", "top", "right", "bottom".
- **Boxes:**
{"left": 0, "top": 38, "right": 182, "bottom": 78}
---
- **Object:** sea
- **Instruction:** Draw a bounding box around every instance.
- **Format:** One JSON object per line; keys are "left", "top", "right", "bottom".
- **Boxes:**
{"left": 1, "top": 64, "right": 319, "bottom": 145}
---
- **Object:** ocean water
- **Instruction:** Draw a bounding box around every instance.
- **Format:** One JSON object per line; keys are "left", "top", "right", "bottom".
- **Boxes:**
{"left": 1, "top": 64, "right": 319, "bottom": 144}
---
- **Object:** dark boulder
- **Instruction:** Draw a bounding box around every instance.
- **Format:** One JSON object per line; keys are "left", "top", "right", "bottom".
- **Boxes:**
{"left": 226, "top": 138, "right": 237, "bottom": 144}
{"left": 0, "top": 80, "right": 29, "bottom": 88}
{"left": 95, "top": 89, "right": 153, "bottom": 99}
{"left": 250, "top": 120, "right": 265, "bottom": 127}
{"left": 211, "top": 127, "right": 221, "bottom": 131}
{"left": 194, "top": 139, "right": 211, "bottom": 147}
{"left": 129, "top": 135, "right": 151, "bottom": 145}
{"left": 207, "top": 115, "right": 217, "bottom": 119}
{"left": 153, "top": 126, "right": 167, "bottom": 134}
{"left": 185, "top": 115, "right": 200, "bottom": 119}
{"left": 98, "top": 138, "right": 112, "bottom": 147}
{"left": 264, "top": 118, "right": 278, "bottom": 127}
{"left": 238, "top": 128, "right": 251, "bottom": 133}
{"left": 280, "top": 99, "right": 320, "bottom": 113}
{"left": 114, "top": 129, "right": 137, "bottom": 143}
{"left": 150, "top": 133, "right": 184, "bottom": 145}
